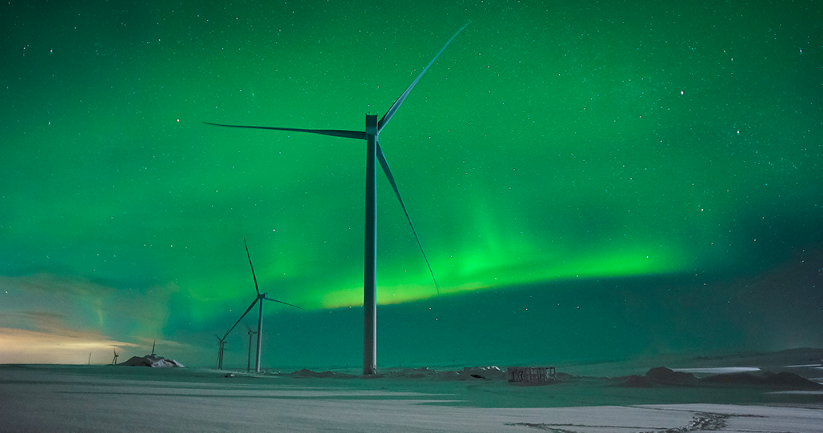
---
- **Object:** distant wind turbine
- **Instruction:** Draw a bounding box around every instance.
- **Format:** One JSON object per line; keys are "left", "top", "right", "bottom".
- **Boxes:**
{"left": 245, "top": 324, "right": 258, "bottom": 373}
{"left": 215, "top": 335, "right": 227, "bottom": 370}
{"left": 206, "top": 22, "right": 469, "bottom": 375}
{"left": 222, "top": 239, "right": 302, "bottom": 373}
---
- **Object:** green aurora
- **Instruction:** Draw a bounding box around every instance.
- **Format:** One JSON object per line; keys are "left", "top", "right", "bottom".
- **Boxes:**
{"left": 1, "top": 0, "right": 821, "bottom": 368}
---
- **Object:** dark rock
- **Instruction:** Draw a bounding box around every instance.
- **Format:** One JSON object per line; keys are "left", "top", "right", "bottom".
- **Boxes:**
{"left": 119, "top": 355, "right": 184, "bottom": 368}
{"left": 762, "top": 371, "right": 823, "bottom": 389}
{"left": 620, "top": 374, "right": 654, "bottom": 387}
{"left": 645, "top": 367, "right": 698, "bottom": 384}
{"left": 615, "top": 367, "right": 698, "bottom": 388}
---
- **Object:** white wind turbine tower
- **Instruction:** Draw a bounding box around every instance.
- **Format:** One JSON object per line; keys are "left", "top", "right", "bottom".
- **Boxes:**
{"left": 206, "top": 22, "right": 469, "bottom": 375}
{"left": 222, "top": 239, "right": 302, "bottom": 373}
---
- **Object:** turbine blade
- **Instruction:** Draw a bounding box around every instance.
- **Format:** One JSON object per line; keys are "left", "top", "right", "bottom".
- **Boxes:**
{"left": 376, "top": 140, "right": 439, "bottom": 293}
{"left": 262, "top": 295, "right": 304, "bottom": 310}
{"left": 223, "top": 298, "right": 259, "bottom": 340}
{"left": 244, "top": 238, "right": 260, "bottom": 296}
{"left": 378, "top": 22, "right": 470, "bottom": 133}
{"left": 204, "top": 122, "right": 366, "bottom": 140}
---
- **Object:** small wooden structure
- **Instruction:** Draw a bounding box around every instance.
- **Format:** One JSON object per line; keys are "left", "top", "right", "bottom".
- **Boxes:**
{"left": 507, "top": 366, "right": 557, "bottom": 384}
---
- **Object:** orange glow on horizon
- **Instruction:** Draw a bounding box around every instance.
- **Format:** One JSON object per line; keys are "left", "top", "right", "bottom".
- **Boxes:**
{"left": 0, "top": 327, "right": 139, "bottom": 365}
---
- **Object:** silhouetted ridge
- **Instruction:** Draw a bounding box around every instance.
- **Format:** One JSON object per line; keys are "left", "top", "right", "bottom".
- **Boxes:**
{"left": 618, "top": 367, "right": 697, "bottom": 387}
{"left": 618, "top": 367, "right": 822, "bottom": 389}
{"left": 704, "top": 371, "right": 823, "bottom": 389}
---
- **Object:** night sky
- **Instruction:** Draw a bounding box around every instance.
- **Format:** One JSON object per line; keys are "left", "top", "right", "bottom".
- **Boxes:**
{"left": 2, "top": 0, "right": 821, "bottom": 369}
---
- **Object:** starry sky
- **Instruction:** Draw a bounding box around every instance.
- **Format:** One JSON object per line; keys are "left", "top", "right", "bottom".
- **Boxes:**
{"left": 1, "top": 0, "right": 821, "bottom": 369}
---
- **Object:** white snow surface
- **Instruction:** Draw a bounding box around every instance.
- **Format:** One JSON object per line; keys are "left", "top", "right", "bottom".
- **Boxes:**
{"left": 1, "top": 362, "right": 823, "bottom": 433}
{"left": 672, "top": 366, "right": 761, "bottom": 374}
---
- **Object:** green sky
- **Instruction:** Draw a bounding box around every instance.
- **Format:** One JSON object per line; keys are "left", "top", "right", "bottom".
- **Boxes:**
{"left": 1, "top": 0, "right": 821, "bottom": 368}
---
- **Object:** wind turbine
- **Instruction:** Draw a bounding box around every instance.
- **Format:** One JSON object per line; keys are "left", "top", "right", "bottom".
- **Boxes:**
{"left": 222, "top": 239, "right": 302, "bottom": 373}
{"left": 215, "top": 335, "right": 227, "bottom": 370}
{"left": 206, "top": 22, "right": 469, "bottom": 375}
{"left": 111, "top": 348, "right": 119, "bottom": 365}
{"left": 245, "top": 324, "right": 258, "bottom": 373}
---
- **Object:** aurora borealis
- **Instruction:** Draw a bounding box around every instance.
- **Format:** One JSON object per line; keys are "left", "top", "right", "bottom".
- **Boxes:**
{"left": 1, "top": 0, "right": 821, "bottom": 368}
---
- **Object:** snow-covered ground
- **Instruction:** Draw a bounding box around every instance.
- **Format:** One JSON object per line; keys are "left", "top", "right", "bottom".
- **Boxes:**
{"left": 672, "top": 366, "right": 761, "bottom": 374}
{"left": 2, "top": 350, "right": 822, "bottom": 432}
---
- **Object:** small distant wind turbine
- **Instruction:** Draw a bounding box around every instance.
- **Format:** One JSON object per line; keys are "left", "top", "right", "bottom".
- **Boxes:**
{"left": 206, "top": 22, "right": 469, "bottom": 375}
{"left": 215, "top": 335, "right": 227, "bottom": 370}
{"left": 245, "top": 324, "right": 258, "bottom": 373}
{"left": 111, "top": 348, "right": 119, "bottom": 365}
{"left": 222, "top": 239, "right": 302, "bottom": 373}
